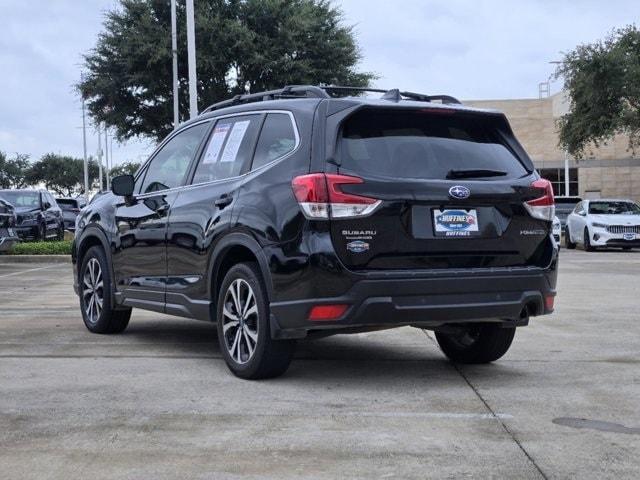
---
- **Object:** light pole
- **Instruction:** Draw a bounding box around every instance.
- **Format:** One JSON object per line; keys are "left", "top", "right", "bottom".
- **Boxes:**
{"left": 104, "top": 125, "right": 110, "bottom": 191}
{"left": 549, "top": 60, "right": 570, "bottom": 197}
{"left": 171, "top": 0, "right": 179, "bottom": 128}
{"left": 186, "top": 0, "right": 198, "bottom": 119}
{"left": 81, "top": 90, "right": 89, "bottom": 197}
{"left": 97, "top": 125, "right": 103, "bottom": 192}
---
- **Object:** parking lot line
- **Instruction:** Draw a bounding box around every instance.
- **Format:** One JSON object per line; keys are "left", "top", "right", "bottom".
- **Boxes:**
{"left": 0, "top": 264, "right": 58, "bottom": 279}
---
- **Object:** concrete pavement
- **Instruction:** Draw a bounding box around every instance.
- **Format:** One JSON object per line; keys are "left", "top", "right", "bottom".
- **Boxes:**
{"left": 0, "top": 250, "right": 639, "bottom": 479}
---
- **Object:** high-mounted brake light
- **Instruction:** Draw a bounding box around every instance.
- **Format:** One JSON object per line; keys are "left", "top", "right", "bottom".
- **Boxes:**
{"left": 291, "top": 173, "right": 381, "bottom": 219}
{"left": 523, "top": 178, "right": 555, "bottom": 222}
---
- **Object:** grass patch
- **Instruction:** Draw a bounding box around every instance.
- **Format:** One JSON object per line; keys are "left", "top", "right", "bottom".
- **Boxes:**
{"left": 5, "top": 240, "right": 72, "bottom": 255}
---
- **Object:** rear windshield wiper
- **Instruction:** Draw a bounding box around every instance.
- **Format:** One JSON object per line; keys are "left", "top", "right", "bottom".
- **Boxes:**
{"left": 446, "top": 169, "right": 508, "bottom": 179}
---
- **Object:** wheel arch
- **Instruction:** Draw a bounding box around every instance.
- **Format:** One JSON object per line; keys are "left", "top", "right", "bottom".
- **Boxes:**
{"left": 208, "top": 233, "right": 273, "bottom": 309}
{"left": 75, "top": 226, "right": 117, "bottom": 302}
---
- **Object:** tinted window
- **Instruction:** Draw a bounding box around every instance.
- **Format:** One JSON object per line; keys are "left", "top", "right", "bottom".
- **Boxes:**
{"left": 57, "top": 199, "right": 78, "bottom": 209}
{"left": 139, "top": 123, "right": 209, "bottom": 194}
{"left": 57, "top": 199, "right": 80, "bottom": 210}
{"left": 588, "top": 201, "right": 640, "bottom": 215}
{"left": 252, "top": 113, "right": 297, "bottom": 170}
{"left": 339, "top": 109, "right": 528, "bottom": 180}
{"left": 192, "top": 115, "right": 261, "bottom": 184}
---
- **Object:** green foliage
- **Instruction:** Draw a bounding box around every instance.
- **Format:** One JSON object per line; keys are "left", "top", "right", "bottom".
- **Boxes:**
{"left": 0, "top": 152, "right": 30, "bottom": 189}
{"left": 556, "top": 25, "right": 640, "bottom": 158}
{"left": 27, "top": 154, "right": 103, "bottom": 195}
{"left": 79, "top": 0, "right": 375, "bottom": 142}
{"left": 110, "top": 160, "right": 141, "bottom": 178}
{"left": 7, "top": 240, "right": 73, "bottom": 255}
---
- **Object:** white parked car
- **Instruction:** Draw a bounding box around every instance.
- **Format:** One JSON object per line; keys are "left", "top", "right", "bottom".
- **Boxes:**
{"left": 565, "top": 199, "right": 640, "bottom": 251}
{"left": 552, "top": 216, "right": 561, "bottom": 245}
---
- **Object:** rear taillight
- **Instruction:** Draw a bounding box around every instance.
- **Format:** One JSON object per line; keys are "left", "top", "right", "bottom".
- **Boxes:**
{"left": 291, "top": 173, "right": 381, "bottom": 219}
{"left": 544, "top": 295, "right": 555, "bottom": 312}
{"left": 524, "top": 178, "right": 555, "bottom": 222}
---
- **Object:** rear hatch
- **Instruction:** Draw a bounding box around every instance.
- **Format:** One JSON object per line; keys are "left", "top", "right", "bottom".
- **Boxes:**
{"left": 326, "top": 107, "right": 554, "bottom": 271}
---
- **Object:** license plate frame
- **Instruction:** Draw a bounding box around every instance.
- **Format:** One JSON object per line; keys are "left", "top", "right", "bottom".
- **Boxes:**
{"left": 433, "top": 208, "right": 480, "bottom": 237}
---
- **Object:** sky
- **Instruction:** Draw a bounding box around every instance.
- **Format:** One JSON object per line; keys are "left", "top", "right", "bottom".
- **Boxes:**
{"left": 0, "top": 0, "right": 636, "bottom": 165}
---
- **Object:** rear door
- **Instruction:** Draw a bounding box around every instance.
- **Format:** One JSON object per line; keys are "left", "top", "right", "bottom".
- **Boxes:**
{"left": 328, "top": 107, "right": 552, "bottom": 271}
{"left": 165, "top": 113, "right": 263, "bottom": 317}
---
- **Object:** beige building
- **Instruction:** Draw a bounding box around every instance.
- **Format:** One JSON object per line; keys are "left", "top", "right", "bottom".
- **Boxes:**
{"left": 466, "top": 92, "right": 640, "bottom": 202}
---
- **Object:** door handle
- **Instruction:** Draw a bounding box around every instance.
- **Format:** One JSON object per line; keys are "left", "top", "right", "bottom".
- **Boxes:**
{"left": 214, "top": 195, "right": 233, "bottom": 208}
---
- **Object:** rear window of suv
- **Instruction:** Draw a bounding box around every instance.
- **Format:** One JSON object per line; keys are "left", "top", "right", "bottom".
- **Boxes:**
{"left": 339, "top": 109, "right": 529, "bottom": 180}
{"left": 57, "top": 199, "right": 80, "bottom": 210}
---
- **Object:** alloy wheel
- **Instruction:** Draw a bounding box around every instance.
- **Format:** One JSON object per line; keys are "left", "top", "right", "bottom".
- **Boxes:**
{"left": 83, "top": 258, "right": 104, "bottom": 324}
{"left": 222, "top": 279, "right": 259, "bottom": 364}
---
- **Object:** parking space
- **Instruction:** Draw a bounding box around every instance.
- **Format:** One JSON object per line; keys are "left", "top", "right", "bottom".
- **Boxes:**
{"left": 1, "top": 250, "right": 639, "bottom": 479}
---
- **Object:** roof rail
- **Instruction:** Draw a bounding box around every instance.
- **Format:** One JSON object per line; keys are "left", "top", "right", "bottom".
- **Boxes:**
{"left": 200, "top": 85, "right": 330, "bottom": 114}
{"left": 199, "top": 85, "right": 461, "bottom": 114}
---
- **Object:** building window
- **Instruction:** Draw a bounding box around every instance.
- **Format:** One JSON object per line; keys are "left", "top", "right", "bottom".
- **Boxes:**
{"left": 539, "top": 168, "right": 578, "bottom": 197}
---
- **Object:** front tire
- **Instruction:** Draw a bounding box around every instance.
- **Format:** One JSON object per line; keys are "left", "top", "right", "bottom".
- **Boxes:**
{"left": 435, "top": 323, "right": 516, "bottom": 364}
{"left": 216, "top": 262, "right": 295, "bottom": 379}
{"left": 565, "top": 227, "right": 576, "bottom": 249}
{"left": 56, "top": 222, "right": 65, "bottom": 241}
{"left": 79, "top": 246, "right": 131, "bottom": 333}
{"left": 37, "top": 223, "right": 46, "bottom": 241}
{"left": 583, "top": 227, "right": 594, "bottom": 251}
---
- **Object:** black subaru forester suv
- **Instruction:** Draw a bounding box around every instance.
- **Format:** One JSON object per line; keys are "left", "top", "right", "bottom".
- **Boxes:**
{"left": 72, "top": 86, "right": 558, "bottom": 379}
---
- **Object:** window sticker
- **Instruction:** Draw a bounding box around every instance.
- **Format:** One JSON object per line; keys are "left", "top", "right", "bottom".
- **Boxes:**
{"left": 202, "top": 123, "right": 231, "bottom": 164}
{"left": 219, "top": 120, "right": 250, "bottom": 163}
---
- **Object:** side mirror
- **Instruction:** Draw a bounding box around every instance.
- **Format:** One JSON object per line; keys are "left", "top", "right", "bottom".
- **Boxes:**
{"left": 111, "top": 174, "right": 135, "bottom": 198}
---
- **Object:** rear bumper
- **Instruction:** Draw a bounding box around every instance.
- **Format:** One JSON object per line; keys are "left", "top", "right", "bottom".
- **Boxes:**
{"left": 270, "top": 266, "right": 557, "bottom": 339}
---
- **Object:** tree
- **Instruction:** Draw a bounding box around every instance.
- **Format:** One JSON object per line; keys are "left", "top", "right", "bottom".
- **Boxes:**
{"left": 110, "top": 160, "right": 141, "bottom": 178}
{"left": 556, "top": 25, "right": 640, "bottom": 158}
{"left": 27, "top": 154, "right": 102, "bottom": 195}
{"left": 79, "top": 0, "right": 374, "bottom": 142}
{"left": 0, "top": 151, "right": 30, "bottom": 188}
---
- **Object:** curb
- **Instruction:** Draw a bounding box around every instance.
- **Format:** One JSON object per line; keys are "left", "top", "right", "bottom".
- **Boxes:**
{"left": 0, "top": 255, "right": 71, "bottom": 264}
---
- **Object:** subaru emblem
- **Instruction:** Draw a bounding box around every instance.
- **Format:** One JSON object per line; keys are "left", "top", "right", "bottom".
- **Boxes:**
{"left": 449, "top": 185, "right": 470, "bottom": 200}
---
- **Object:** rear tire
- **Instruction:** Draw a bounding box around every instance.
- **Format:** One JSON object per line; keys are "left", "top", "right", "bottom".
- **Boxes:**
{"left": 216, "top": 262, "right": 295, "bottom": 380}
{"left": 435, "top": 323, "right": 516, "bottom": 364}
{"left": 565, "top": 227, "right": 576, "bottom": 249}
{"left": 583, "top": 227, "right": 594, "bottom": 251}
{"left": 79, "top": 246, "right": 131, "bottom": 334}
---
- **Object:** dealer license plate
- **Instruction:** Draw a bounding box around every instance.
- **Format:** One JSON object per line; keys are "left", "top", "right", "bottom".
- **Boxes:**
{"left": 433, "top": 209, "right": 480, "bottom": 237}
{"left": 623, "top": 232, "right": 636, "bottom": 241}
